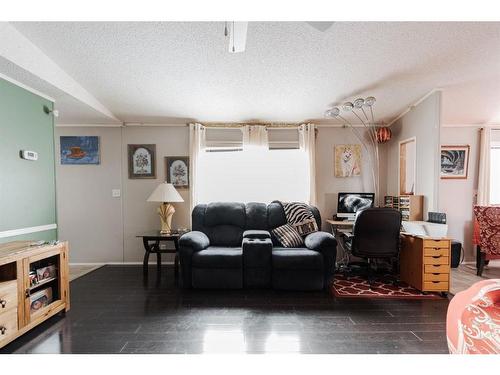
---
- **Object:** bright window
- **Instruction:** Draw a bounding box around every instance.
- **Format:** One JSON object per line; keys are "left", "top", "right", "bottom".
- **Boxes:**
{"left": 490, "top": 144, "right": 500, "bottom": 204}
{"left": 197, "top": 148, "right": 309, "bottom": 204}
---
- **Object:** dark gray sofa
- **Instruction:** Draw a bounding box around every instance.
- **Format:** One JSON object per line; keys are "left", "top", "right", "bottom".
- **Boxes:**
{"left": 179, "top": 202, "right": 337, "bottom": 290}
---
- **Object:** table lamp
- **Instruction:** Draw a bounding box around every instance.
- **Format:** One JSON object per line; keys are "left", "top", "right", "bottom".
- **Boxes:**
{"left": 147, "top": 182, "right": 184, "bottom": 234}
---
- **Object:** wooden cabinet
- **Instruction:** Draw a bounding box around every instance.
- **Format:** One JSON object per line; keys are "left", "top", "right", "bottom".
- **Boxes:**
{"left": 400, "top": 235, "right": 450, "bottom": 294}
{"left": 0, "top": 241, "right": 70, "bottom": 349}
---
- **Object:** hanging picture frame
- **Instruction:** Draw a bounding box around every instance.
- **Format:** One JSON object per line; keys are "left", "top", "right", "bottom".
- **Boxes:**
{"left": 440, "top": 145, "right": 470, "bottom": 179}
{"left": 128, "top": 144, "right": 156, "bottom": 179}
{"left": 165, "top": 156, "right": 189, "bottom": 188}
{"left": 60, "top": 136, "right": 100, "bottom": 165}
{"left": 334, "top": 144, "right": 362, "bottom": 177}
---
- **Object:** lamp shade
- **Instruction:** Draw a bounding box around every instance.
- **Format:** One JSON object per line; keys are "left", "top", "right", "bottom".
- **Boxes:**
{"left": 147, "top": 182, "right": 184, "bottom": 203}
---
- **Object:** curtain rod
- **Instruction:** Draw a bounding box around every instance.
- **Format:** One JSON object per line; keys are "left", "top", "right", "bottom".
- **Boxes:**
{"left": 199, "top": 123, "right": 304, "bottom": 129}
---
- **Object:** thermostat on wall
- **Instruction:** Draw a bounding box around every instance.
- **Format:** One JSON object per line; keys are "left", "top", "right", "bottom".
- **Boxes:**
{"left": 20, "top": 150, "right": 38, "bottom": 161}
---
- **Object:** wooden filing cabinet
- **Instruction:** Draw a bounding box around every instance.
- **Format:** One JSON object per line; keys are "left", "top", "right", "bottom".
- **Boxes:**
{"left": 0, "top": 241, "right": 70, "bottom": 349}
{"left": 400, "top": 235, "right": 451, "bottom": 294}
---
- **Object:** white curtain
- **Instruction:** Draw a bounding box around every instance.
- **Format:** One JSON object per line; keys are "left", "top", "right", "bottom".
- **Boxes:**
{"left": 243, "top": 125, "right": 268, "bottom": 150}
{"left": 189, "top": 123, "right": 205, "bottom": 215}
{"left": 299, "top": 123, "right": 317, "bottom": 206}
{"left": 477, "top": 127, "right": 491, "bottom": 205}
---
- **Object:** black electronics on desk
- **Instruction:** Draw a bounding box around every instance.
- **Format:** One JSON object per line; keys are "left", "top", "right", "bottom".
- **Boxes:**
{"left": 428, "top": 212, "right": 446, "bottom": 224}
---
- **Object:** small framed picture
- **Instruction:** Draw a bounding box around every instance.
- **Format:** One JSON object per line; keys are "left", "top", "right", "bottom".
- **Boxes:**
{"left": 441, "top": 145, "right": 470, "bottom": 179}
{"left": 60, "top": 136, "right": 100, "bottom": 165}
{"left": 334, "top": 144, "right": 362, "bottom": 177}
{"left": 165, "top": 156, "right": 189, "bottom": 188}
{"left": 128, "top": 144, "right": 156, "bottom": 179}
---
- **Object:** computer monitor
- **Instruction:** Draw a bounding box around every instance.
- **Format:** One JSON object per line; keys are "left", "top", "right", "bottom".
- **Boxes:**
{"left": 337, "top": 192, "right": 375, "bottom": 220}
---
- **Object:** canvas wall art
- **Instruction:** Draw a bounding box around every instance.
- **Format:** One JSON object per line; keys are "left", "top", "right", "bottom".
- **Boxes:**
{"left": 166, "top": 156, "right": 189, "bottom": 188}
{"left": 335, "top": 144, "right": 362, "bottom": 177}
{"left": 60, "top": 136, "right": 100, "bottom": 165}
{"left": 128, "top": 144, "right": 156, "bottom": 179}
{"left": 441, "top": 145, "right": 470, "bottom": 179}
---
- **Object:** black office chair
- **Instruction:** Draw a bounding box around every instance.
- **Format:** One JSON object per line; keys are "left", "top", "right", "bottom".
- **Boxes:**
{"left": 343, "top": 208, "right": 402, "bottom": 286}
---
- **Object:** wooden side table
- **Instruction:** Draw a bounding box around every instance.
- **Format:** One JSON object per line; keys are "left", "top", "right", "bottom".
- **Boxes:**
{"left": 136, "top": 231, "right": 189, "bottom": 280}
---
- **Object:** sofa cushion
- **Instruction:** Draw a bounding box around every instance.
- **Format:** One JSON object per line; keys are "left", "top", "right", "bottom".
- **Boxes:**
{"left": 272, "top": 224, "right": 304, "bottom": 247}
{"left": 272, "top": 248, "right": 324, "bottom": 270}
{"left": 267, "top": 201, "right": 287, "bottom": 229}
{"left": 192, "top": 247, "right": 242, "bottom": 269}
{"left": 245, "top": 202, "right": 268, "bottom": 230}
{"left": 205, "top": 202, "right": 246, "bottom": 228}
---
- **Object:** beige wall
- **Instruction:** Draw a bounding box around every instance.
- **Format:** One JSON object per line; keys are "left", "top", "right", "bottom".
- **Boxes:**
{"left": 385, "top": 92, "right": 442, "bottom": 217}
{"left": 55, "top": 127, "right": 124, "bottom": 263}
{"left": 55, "top": 125, "right": 189, "bottom": 263}
{"left": 439, "top": 126, "right": 481, "bottom": 262}
{"left": 57, "top": 123, "right": 429, "bottom": 263}
{"left": 315, "top": 127, "right": 386, "bottom": 230}
{"left": 57, "top": 124, "right": 384, "bottom": 262}
{"left": 122, "top": 126, "right": 190, "bottom": 262}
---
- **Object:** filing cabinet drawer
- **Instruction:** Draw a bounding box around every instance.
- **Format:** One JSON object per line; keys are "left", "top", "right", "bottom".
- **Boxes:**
{"left": 424, "top": 273, "right": 449, "bottom": 282}
{"left": 424, "top": 256, "right": 449, "bottom": 265}
{"left": 424, "top": 264, "right": 449, "bottom": 273}
{"left": 423, "top": 281, "right": 449, "bottom": 291}
{"left": 0, "top": 280, "right": 17, "bottom": 313}
{"left": 0, "top": 308, "right": 18, "bottom": 345}
{"left": 423, "top": 239, "right": 449, "bottom": 249}
{"left": 424, "top": 247, "right": 449, "bottom": 257}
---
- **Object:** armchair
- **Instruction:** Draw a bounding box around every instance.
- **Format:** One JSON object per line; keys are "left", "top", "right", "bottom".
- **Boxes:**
{"left": 473, "top": 206, "right": 500, "bottom": 276}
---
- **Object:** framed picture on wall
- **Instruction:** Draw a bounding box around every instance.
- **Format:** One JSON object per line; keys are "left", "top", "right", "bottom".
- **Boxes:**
{"left": 60, "top": 136, "right": 100, "bottom": 165}
{"left": 128, "top": 144, "right": 156, "bottom": 179}
{"left": 165, "top": 156, "right": 189, "bottom": 188}
{"left": 441, "top": 145, "right": 470, "bottom": 179}
{"left": 334, "top": 144, "right": 362, "bottom": 177}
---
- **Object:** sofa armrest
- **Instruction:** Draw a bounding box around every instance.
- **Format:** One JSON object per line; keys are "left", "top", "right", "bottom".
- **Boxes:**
{"left": 179, "top": 231, "right": 210, "bottom": 251}
{"left": 243, "top": 230, "right": 271, "bottom": 240}
{"left": 304, "top": 231, "right": 337, "bottom": 283}
{"left": 304, "top": 231, "right": 336, "bottom": 252}
{"left": 178, "top": 231, "right": 210, "bottom": 289}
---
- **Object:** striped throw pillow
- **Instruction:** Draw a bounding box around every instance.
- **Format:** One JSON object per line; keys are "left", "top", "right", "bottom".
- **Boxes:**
{"left": 272, "top": 223, "right": 304, "bottom": 248}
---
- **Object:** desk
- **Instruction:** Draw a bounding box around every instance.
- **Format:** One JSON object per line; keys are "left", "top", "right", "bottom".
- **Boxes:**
{"left": 326, "top": 219, "right": 354, "bottom": 268}
{"left": 326, "top": 219, "right": 354, "bottom": 235}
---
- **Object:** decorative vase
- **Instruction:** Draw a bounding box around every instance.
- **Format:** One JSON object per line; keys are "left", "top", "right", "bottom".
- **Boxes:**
{"left": 158, "top": 203, "right": 176, "bottom": 234}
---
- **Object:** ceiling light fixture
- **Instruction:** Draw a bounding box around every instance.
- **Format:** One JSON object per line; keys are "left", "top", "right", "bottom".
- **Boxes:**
{"left": 325, "top": 96, "right": 380, "bottom": 204}
{"left": 224, "top": 21, "right": 248, "bottom": 53}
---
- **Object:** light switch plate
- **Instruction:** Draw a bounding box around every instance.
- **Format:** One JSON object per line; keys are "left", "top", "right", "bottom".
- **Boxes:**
{"left": 112, "top": 189, "right": 121, "bottom": 198}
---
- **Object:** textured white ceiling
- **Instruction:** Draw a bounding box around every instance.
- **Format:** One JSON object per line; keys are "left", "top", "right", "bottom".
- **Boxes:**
{"left": 9, "top": 21, "right": 500, "bottom": 125}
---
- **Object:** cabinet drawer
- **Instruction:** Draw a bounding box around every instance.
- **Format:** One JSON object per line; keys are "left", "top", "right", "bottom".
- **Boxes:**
{"left": 423, "top": 239, "right": 449, "bottom": 249}
{"left": 0, "top": 308, "right": 18, "bottom": 344}
{"left": 424, "top": 264, "right": 449, "bottom": 273}
{"left": 424, "top": 273, "right": 449, "bottom": 282}
{"left": 424, "top": 256, "right": 449, "bottom": 265}
{"left": 0, "top": 280, "right": 17, "bottom": 313}
{"left": 423, "top": 281, "right": 449, "bottom": 291}
{"left": 424, "top": 247, "right": 449, "bottom": 257}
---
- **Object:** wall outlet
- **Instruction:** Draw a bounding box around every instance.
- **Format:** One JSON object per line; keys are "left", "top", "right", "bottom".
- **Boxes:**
{"left": 112, "top": 189, "right": 121, "bottom": 198}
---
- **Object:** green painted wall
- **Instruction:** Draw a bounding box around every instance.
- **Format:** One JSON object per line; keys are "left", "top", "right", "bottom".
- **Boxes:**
{"left": 0, "top": 78, "right": 57, "bottom": 243}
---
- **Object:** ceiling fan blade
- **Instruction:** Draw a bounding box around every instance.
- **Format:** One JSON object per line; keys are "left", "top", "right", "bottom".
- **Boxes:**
{"left": 306, "top": 22, "right": 334, "bottom": 32}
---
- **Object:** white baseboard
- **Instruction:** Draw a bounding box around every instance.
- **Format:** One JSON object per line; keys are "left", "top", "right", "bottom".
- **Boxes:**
{"left": 69, "top": 261, "right": 175, "bottom": 266}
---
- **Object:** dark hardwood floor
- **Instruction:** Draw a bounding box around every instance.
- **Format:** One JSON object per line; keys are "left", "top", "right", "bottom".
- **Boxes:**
{"left": 1, "top": 265, "right": 450, "bottom": 354}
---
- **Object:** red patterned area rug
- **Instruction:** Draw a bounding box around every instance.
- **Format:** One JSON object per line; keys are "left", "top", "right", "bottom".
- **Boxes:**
{"left": 332, "top": 274, "right": 444, "bottom": 299}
